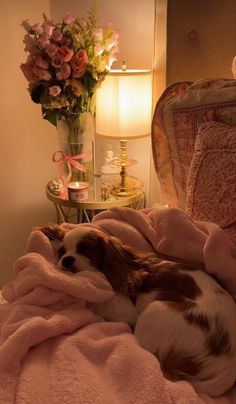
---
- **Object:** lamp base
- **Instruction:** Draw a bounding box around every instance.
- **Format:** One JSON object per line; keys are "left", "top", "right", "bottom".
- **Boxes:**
{"left": 111, "top": 188, "right": 134, "bottom": 197}
{"left": 111, "top": 176, "right": 144, "bottom": 197}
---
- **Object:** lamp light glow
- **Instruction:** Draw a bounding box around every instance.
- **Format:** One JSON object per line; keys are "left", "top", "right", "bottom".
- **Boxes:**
{"left": 96, "top": 69, "right": 152, "bottom": 196}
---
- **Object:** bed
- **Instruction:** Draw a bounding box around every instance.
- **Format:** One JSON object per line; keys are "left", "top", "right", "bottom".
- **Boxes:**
{"left": 0, "top": 77, "right": 235, "bottom": 403}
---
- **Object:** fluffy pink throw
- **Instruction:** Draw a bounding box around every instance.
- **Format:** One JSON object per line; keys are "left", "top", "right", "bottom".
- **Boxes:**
{"left": 92, "top": 207, "right": 236, "bottom": 298}
{"left": 0, "top": 207, "right": 235, "bottom": 403}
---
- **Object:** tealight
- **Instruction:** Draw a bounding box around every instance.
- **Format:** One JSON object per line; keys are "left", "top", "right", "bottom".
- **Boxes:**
{"left": 67, "top": 181, "right": 89, "bottom": 202}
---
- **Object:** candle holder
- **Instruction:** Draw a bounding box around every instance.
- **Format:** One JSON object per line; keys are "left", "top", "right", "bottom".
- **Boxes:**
{"left": 67, "top": 181, "right": 89, "bottom": 202}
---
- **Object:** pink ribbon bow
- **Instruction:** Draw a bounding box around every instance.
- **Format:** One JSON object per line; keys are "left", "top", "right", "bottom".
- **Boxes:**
{"left": 52, "top": 150, "right": 92, "bottom": 198}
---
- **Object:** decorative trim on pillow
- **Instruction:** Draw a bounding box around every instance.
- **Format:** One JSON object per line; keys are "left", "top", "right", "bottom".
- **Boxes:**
{"left": 186, "top": 121, "right": 236, "bottom": 244}
{"left": 152, "top": 78, "right": 236, "bottom": 209}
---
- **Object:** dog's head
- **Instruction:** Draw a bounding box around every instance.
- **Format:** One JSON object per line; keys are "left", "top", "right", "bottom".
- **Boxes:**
{"left": 57, "top": 226, "right": 104, "bottom": 273}
{"left": 55, "top": 226, "right": 147, "bottom": 292}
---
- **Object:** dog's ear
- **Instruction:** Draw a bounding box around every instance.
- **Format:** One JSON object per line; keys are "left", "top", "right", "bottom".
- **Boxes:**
{"left": 34, "top": 224, "right": 67, "bottom": 241}
{"left": 78, "top": 232, "right": 147, "bottom": 293}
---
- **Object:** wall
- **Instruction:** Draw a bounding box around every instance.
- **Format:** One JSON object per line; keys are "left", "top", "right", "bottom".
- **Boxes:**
{"left": 167, "top": 0, "right": 236, "bottom": 84}
{"left": 50, "top": 0, "right": 156, "bottom": 206}
{"left": 0, "top": 0, "right": 58, "bottom": 287}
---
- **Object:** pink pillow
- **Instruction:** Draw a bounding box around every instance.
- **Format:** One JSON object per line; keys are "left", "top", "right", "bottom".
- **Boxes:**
{"left": 185, "top": 121, "right": 236, "bottom": 245}
{"left": 152, "top": 78, "right": 236, "bottom": 208}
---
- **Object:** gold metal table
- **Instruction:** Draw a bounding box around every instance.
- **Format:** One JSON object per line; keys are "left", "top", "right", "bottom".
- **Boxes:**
{"left": 46, "top": 176, "right": 145, "bottom": 224}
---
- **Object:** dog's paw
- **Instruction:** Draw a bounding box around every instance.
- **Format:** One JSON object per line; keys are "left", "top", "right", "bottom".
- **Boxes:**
{"left": 34, "top": 224, "right": 67, "bottom": 241}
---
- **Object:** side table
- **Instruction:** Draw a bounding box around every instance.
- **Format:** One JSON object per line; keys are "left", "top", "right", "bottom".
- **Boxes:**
{"left": 46, "top": 176, "right": 145, "bottom": 224}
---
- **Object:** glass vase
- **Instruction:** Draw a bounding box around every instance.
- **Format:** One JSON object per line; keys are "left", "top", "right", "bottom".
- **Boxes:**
{"left": 57, "top": 112, "right": 95, "bottom": 188}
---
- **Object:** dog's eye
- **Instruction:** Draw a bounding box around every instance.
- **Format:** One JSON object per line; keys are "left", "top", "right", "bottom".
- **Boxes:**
{"left": 76, "top": 241, "right": 91, "bottom": 257}
{"left": 58, "top": 245, "right": 66, "bottom": 259}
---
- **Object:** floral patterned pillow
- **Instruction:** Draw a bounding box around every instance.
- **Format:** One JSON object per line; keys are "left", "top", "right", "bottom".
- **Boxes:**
{"left": 185, "top": 121, "right": 236, "bottom": 245}
{"left": 152, "top": 78, "right": 236, "bottom": 209}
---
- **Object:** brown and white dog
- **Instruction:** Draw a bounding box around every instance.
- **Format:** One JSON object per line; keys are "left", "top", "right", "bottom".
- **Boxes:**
{"left": 40, "top": 224, "right": 236, "bottom": 397}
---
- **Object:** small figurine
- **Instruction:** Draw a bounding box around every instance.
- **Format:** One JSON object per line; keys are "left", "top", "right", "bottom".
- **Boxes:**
{"left": 48, "top": 178, "right": 64, "bottom": 195}
{"left": 101, "top": 149, "right": 120, "bottom": 175}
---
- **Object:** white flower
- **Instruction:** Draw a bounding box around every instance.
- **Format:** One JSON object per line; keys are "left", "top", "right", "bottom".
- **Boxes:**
{"left": 94, "top": 43, "right": 105, "bottom": 56}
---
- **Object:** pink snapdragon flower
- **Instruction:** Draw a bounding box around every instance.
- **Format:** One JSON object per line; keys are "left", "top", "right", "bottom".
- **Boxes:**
{"left": 71, "top": 50, "right": 89, "bottom": 78}
{"left": 20, "top": 62, "right": 36, "bottom": 82}
{"left": 63, "top": 11, "right": 75, "bottom": 24}
{"left": 42, "top": 22, "right": 54, "bottom": 38}
{"left": 38, "top": 33, "right": 50, "bottom": 48}
{"left": 32, "top": 23, "right": 44, "bottom": 35}
{"left": 57, "top": 46, "right": 74, "bottom": 62}
{"left": 34, "top": 56, "right": 49, "bottom": 69}
{"left": 21, "top": 20, "right": 32, "bottom": 32}
{"left": 51, "top": 28, "right": 63, "bottom": 42}
{"left": 56, "top": 63, "right": 71, "bottom": 80}
{"left": 23, "top": 34, "right": 38, "bottom": 53}
{"left": 49, "top": 85, "right": 61, "bottom": 97}
{"left": 38, "top": 69, "right": 51, "bottom": 81}
{"left": 45, "top": 43, "right": 57, "bottom": 57}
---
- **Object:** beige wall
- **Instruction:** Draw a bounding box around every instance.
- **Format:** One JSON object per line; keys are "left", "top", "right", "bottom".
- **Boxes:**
{"left": 167, "top": 0, "right": 236, "bottom": 83}
{"left": 0, "top": 1, "right": 58, "bottom": 287}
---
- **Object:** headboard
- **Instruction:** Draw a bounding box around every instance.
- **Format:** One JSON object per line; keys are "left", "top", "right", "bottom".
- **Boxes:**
{"left": 151, "top": 77, "right": 236, "bottom": 245}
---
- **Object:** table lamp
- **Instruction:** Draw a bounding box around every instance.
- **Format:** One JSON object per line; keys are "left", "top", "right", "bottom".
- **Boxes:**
{"left": 96, "top": 68, "right": 152, "bottom": 196}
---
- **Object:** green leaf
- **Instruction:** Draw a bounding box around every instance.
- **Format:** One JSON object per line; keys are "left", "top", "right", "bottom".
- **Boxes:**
{"left": 42, "top": 108, "right": 57, "bottom": 126}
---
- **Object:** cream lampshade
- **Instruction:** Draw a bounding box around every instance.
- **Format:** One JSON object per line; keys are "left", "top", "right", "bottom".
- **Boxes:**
{"left": 96, "top": 69, "right": 152, "bottom": 196}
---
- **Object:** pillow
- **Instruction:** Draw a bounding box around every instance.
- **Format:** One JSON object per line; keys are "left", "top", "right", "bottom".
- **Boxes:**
{"left": 185, "top": 121, "right": 236, "bottom": 245}
{"left": 152, "top": 78, "right": 236, "bottom": 209}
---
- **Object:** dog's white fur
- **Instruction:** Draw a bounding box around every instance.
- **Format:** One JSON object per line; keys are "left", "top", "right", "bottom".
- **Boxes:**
{"left": 53, "top": 226, "right": 236, "bottom": 396}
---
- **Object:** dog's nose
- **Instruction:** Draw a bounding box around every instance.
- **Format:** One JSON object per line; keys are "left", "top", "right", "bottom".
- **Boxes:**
{"left": 61, "top": 256, "right": 75, "bottom": 270}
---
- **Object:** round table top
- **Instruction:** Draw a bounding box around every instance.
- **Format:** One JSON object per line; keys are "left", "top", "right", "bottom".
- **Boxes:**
{"left": 46, "top": 175, "right": 144, "bottom": 210}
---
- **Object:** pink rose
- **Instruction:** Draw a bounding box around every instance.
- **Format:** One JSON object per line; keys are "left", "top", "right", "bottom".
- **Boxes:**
{"left": 63, "top": 11, "right": 75, "bottom": 24}
{"left": 51, "top": 55, "right": 63, "bottom": 68}
{"left": 49, "top": 85, "right": 61, "bottom": 97}
{"left": 56, "top": 63, "right": 71, "bottom": 80}
{"left": 71, "top": 50, "right": 89, "bottom": 78}
{"left": 51, "top": 28, "right": 63, "bottom": 42}
{"left": 57, "top": 46, "right": 74, "bottom": 62}
{"left": 70, "top": 79, "right": 84, "bottom": 96}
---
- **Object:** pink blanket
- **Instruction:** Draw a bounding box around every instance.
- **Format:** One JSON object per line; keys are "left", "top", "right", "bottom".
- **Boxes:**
{"left": 0, "top": 207, "right": 235, "bottom": 403}
{"left": 92, "top": 207, "right": 236, "bottom": 298}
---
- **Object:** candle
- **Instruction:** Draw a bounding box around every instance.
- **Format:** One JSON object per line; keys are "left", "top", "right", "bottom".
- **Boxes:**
{"left": 67, "top": 181, "right": 89, "bottom": 202}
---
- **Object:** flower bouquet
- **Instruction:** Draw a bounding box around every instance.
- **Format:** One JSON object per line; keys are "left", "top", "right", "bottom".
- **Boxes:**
{"left": 20, "top": 5, "right": 119, "bottom": 188}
